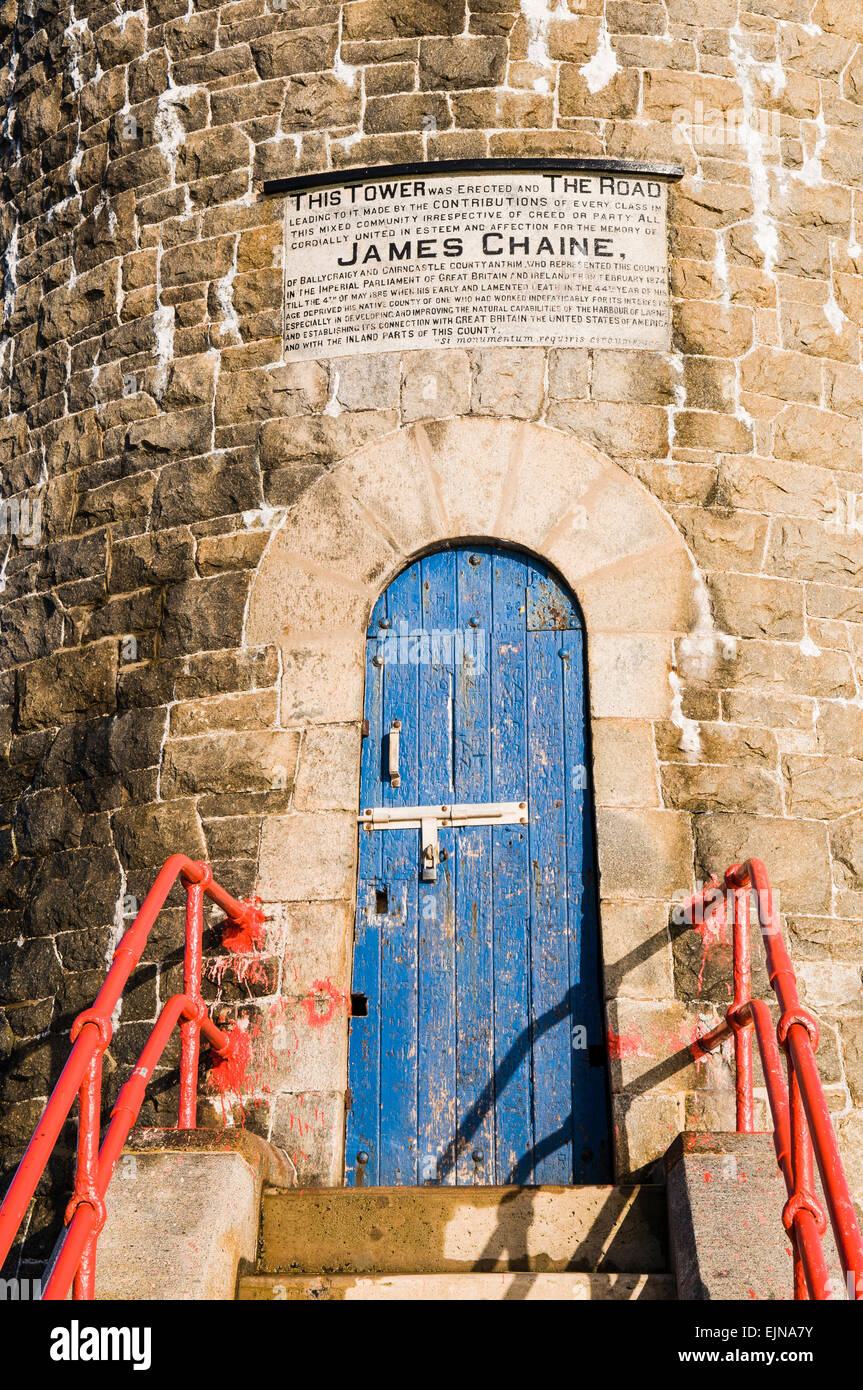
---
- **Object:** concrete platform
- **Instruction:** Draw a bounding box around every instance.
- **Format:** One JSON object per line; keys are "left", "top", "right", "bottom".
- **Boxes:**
{"left": 96, "top": 1128, "right": 294, "bottom": 1301}
{"left": 239, "top": 1272, "right": 676, "bottom": 1301}
{"left": 665, "top": 1133, "right": 800, "bottom": 1300}
{"left": 260, "top": 1184, "right": 668, "bottom": 1275}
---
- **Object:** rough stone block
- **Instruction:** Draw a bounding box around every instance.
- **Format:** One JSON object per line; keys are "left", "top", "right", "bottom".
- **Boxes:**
{"left": 601, "top": 898, "right": 675, "bottom": 1002}
{"left": 590, "top": 719, "right": 661, "bottom": 808}
{"left": 694, "top": 813, "right": 832, "bottom": 913}
{"left": 587, "top": 634, "right": 673, "bottom": 720}
{"left": 259, "top": 812, "right": 357, "bottom": 901}
{"left": 270, "top": 1089, "right": 345, "bottom": 1185}
{"left": 162, "top": 730, "right": 301, "bottom": 796}
{"left": 97, "top": 1128, "right": 294, "bottom": 1300}
{"left": 666, "top": 1133, "right": 802, "bottom": 1300}
{"left": 470, "top": 347, "right": 545, "bottom": 418}
{"left": 17, "top": 641, "right": 118, "bottom": 731}
{"left": 293, "top": 724, "right": 361, "bottom": 812}
{"left": 401, "top": 349, "right": 471, "bottom": 422}
{"left": 595, "top": 808, "right": 693, "bottom": 900}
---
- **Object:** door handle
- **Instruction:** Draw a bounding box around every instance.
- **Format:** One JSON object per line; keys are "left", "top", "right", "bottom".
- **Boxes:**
{"left": 388, "top": 720, "right": 401, "bottom": 788}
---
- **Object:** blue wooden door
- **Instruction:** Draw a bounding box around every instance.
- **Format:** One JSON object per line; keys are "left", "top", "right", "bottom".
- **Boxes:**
{"left": 346, "top": 545, "right": 610, "bottom": 1187}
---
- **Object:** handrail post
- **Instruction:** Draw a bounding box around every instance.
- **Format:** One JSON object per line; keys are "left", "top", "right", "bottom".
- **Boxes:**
{"left": 70, "top": 1050, "right": 103, "bottom": 1301}
{"left": 785, "top": 1056, "right": 832, "bottom": 1300}
{"left": 728, "top": 885, "right": 754, "bottom": 1134}
{"left": 179, "top": 875, "right": 207, "bottom": 1129}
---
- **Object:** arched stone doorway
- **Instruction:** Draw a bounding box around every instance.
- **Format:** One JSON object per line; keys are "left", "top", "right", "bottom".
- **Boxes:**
{"left": 245, "top": 417, "right": 704, "bottom": 1182}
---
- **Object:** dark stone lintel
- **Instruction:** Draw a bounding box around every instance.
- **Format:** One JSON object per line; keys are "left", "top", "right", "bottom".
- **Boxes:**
{"left": 262, "top": 156, "right": 686, "bottom": 198}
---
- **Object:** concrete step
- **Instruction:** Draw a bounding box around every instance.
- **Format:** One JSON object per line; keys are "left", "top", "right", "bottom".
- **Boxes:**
{"left": 259, "top": 1185, "right": 668, "bottom": 1276}
{"left": 239, "top": 1272, "right": 676, "bottom": 1300}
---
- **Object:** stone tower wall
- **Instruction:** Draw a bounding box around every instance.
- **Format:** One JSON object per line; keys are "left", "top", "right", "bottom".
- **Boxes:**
{"left": 2, "top": 0, "right": 863, "bottom": 1262}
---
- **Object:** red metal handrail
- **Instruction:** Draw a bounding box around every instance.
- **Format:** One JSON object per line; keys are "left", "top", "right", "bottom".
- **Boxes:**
{"left": 0, "top": 854, "right": 265, "bottom": 1301}
{"left": 691, "top": 858, "right": 863, "bottom": 1300}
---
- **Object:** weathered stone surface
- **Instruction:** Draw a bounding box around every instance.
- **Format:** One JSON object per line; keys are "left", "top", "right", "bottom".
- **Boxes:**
{"left": 4, "top": 0, "right": 863, "bottom": 1219}
{"left": 98, "top": 1130, "right": 293, "bottom": 1300}
{"left": 282, "top": 73, "right": 362, "bottom": 131}
{"left": 152, "top": 454, "right": 262, "bottom": 527}
{"left": 111, "top": 804, "right": 205, "bottom": 879}
{"left": 250, "top": 28, "right": 338, "bottom": 80}
{"left": 695, "top": 813, "right": 832, "bottom": 913}
{"left": 109, "top": 529, "right": 196, "bottom": 592}
{"left": 818, "top": 700, "right": 863, "bottom": 757}
{"left": 783, "top": 754, "right": 863, "bottom": 819}
{"left": 591, "top": 720, "right": 660, "bottom": 809}
{"left": 0, "top": 937, "right": 62, "bottom": 1006}
{"left": 400, "top": 349, "right": 471, "bottom": 421}
{"left": 17, "top": 642, "right": 118, "bottom": 731}
{"left": 546, "top": 400, "right": 670, "bottom": 456}
{"left": 162, "top": 731, "right": 301, "bottom": 796}
{"left": 28, "top": 848, "right": 122, "bottom": 937}
{"left": 259, "top": 812, "right": 356, "bottom": 902}
{"left": 257, "top": 1183, "right": 668, "bottom": 1275}
{"left": 547, "top": 349, "right": 590, "bottom": 400}
{"left": 343, "top": 0, "right": 465, "bottom": 40}
{"left": 419, "top": 36, "right": 507, "bottom": 89}
{"left": 293, "top": 725, "right": 360, "bottom": 811}
{"left": 470, "top": 347, "right": 545, "bottom": 418}
{"left": 661, "top": 763, "right": 781, "bottom": 815}
{"left": 830, "top": 812, "right": 863, "bottom": 892}
{"left": 673, "top": 302, "right": 754, "bottom": 357}
{"left": 161, "top": 573, "right": 250, "bottom": 657}
{"left": 666, "top": 1134, "right": 796, "bottom": 1301}
{"left": 773, "top": 404, "right": 862, "bottom": 471}
{"left": 706, "top": 572, "right": 804, "bottom": 640}
{"left": 596, "top": 809, "right": 693, "bottom": 900}
{"left": 333, "top": 354, "right": 400, "bottom": 411}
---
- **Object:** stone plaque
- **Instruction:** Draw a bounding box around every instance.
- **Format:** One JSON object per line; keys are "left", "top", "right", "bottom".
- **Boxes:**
{"left": 282, "top": 167, "right": 671, "bottom": 361}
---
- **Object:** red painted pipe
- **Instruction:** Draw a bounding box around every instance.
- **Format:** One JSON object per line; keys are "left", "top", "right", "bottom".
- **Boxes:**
{"left": 70, "top": 1051, "right": 103, "bottom": 1302}
{"left": 179, "top": 881, "right": 205, "bottom": 1129}
{"left": 729, "top": 887, "right": 754, "bottom": 1134}
{"left": 734, "top": 861, "right": 863, "bottom": 1297}
{"left": 696, "top": 860, "right": 863, "bottom": 1300}
{"left": 0, "top": 855, "right": 263, "bottom": 1286}
{"left": 41, "top": 992, "right": 242, "bottom": 1301}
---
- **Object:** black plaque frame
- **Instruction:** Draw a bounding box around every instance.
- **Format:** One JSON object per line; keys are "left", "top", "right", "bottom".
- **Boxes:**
{"left": 263, "top": 157, "right": 685, "bottom": 198}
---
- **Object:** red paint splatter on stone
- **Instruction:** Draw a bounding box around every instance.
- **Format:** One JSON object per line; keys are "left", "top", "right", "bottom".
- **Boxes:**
{"left": 302, "top": 978, "right": 349, "bottom": 1028}
{"left": 680, "top": 876, "right": 731, "bottom": 996}
{"left": 208, "top": 1020, "right": 252, "bottom": 1123}
{"left": 606, "top": 1027, "right": 644, "bottom": 1059}
{"left": 208, "top": 952, "right": 274, "bottom": 993}
{"left": 221, "top": 896, "right": 267, "bottom": 953}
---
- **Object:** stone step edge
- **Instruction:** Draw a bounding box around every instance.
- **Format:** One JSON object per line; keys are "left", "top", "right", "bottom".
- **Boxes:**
{"left": 238, "top": 1272, "right": 676, "bottom": 1301}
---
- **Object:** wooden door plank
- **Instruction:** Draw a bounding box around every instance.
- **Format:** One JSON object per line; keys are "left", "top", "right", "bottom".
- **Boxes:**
{"left": 489, "top": 549, "right": 533, "bottom": 1183}
{"left": 346, "top": 639, "right": 385, "bottom": 1186}
{"left": 379, "top": 877, "right": 419, "bottom": 1184}
{"left": 453, "top": 549, "right": 495, "bottom": 1184}
{"left": 527, "top": 625, "right": 574, "bottom": 1185}
{"left": 417, "top": 549, "right": 457, "bottom": 1183}
{"left": 377, "top": 563, "right": 422, "bottom": 1184}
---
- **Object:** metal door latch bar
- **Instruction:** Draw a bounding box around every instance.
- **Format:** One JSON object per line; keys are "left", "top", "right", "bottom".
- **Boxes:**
{"left": 359, "top": 801, "right": 527, "bottom": 883}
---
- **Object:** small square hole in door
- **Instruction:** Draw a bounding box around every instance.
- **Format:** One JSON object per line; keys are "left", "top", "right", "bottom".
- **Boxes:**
{"left": 375, "top": 887, "right": 388, "bottom": 915}
{"left": 351, "top": 993, "right": 369, "bottom": 1017}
